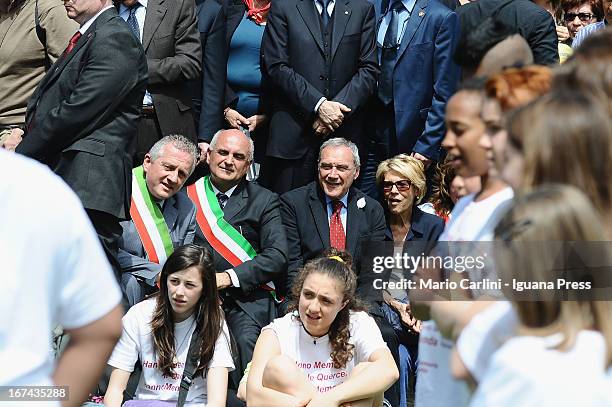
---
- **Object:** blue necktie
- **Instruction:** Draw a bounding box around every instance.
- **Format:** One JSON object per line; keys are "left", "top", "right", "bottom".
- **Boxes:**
{"left": 318, "top": 0, "right": 331, "bottom": 29}
{"left": 127, "top": 3, "right": 141, "bottom": 41}
{"left": 378, "top": 0, "right": 405, "bottom": 105}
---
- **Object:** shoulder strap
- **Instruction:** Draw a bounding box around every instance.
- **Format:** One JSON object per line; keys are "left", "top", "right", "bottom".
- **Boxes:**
{"left": 34, "top": 0, "right": 51, "bottom": 71}
{"left": 177, "top": 329, "right": 203, "bottom": 407}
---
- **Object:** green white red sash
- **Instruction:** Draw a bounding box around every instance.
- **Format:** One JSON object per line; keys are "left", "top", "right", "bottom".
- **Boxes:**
{"left": 130, "top": 166, "right": 174, "bottom": 264}
{"left": 186, "top": 176, "right": 277, "bottom": 297}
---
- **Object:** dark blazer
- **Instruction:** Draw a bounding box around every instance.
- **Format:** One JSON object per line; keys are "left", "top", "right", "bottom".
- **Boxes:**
{"left": 194, "top": 179, "right": 288, "bottom": 327}
{"left": 372, "top": 0, "right": 461, "bottom": 161}
{"left": 280, "top": 181, "right": 386, "bottom": 292}
{"left": 384, "top": 206, "right": 444, "bottom": 252}
{"left": 141, "top": 0, "right": 202, "bottom": 141}
{"left": 262, "top": 0, "right": 379, "bottom": 160}
{"left": 17, "top": 8, "right": 147, "bottom": 220}
{"left": 118, "top": 192, "right": 197, "bottom": 283}
{"left": 193, "top": 0, "right": 226, "bottom": 141}
{"left": 456, "top": 0, "right": 559, "bottom": 65}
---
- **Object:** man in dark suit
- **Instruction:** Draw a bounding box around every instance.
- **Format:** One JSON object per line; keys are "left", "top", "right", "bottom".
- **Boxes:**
{"left": 280, "top": 137, "right": 400, "bottom": 406}
{"left": 117, "top": 0, "right": 202, "bottom": 163}
{"left": 119, "top": 135, "right": 198, "bottom": 306}
{"left": 16, "top": 0, "right": 147, "bottom": 279}
{"left": 188, "top": 129, "right": 288, "bottom": 393}
{"left": 359, "top": 0, "right": 461, "bottom": 197}
{"left": 261, "top": 0, "right": 379, "bottom": 195}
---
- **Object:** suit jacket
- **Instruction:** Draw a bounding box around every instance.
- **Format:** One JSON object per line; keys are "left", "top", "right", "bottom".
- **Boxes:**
{"left": 16, "top": 8, "right": 147, "bottom": 220}
{"left": 384, "top": 206, "right": 444, "bottom": 252}
{"left": 140, "top": 0, "right": 202, "bottom": 141}
{"left": 372, "top": 0, "right": 461, "bottom": 161}
{"left": 194, "top": 179, "right": 288, "bottom": 327}
{"left": 193, "top": 0, "right": 226, "bottom": 141}
{"left": 262, "top": 0, "right": 379, "bottom": 160}
{"left": 280, "top": 181, "right": 386, "bottom": 294}
{"left": 457, "top": 0, "right": 559, "bottom": 65}
{"left": 118, "top": 191, "right": 197, "bottom": 284}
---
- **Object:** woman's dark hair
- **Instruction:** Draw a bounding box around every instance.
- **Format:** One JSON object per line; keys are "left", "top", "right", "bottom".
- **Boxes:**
{"left": 150, "top": 244, "right": 225, "bottom": 378}
{"left": 428, "top": 158, "right": 457, "bottom": 220}
{"left": 289, "top": 249, "right": 368, "bottom": 369}
{"left": 561, "top": 0, "right": 604, "bottom": 20}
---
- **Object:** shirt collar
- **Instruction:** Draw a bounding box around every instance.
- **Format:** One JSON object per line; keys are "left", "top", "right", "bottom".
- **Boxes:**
{"left": 325, "top": 192, "right": 349, "bottom": 208}
{"left": 119, "top": 0, "right": 148, "bottom": 13}
{"left": 79, "top": 5, "right": 114, "bottom": 33}
{"left": 210, "top": 182, "right": 238, "bottom": 198}
{"left": 386, "top": 0, "right": 417, "bottom": 13}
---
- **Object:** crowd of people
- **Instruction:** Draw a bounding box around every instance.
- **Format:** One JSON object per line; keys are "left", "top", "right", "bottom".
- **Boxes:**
{"left": 1, "top": 0, "right": 611, "bottom": 405}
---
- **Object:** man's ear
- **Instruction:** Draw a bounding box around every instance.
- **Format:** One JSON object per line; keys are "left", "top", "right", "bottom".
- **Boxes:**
{"left": 354, "top": 166, "right": 360, "bottom": 180}
{"left": 142, "top": 153, "right": 152, "bottom": 172}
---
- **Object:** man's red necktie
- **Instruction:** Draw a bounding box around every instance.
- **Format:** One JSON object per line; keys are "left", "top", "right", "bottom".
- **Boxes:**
{"left": 62, "top": 31, "right": 82, "bottom": 57}
{"left": 329, "top": 200, "right": 346, "bottom": 250}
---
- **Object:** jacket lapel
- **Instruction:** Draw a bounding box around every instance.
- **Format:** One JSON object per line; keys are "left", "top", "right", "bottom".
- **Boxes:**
{"left": 331, "top": 0, "right": 351, "bottom": 60}
{"left": 296, "top": 0, "right": 325, "bottom": 53}
{"left": 40, "top": 29, "right": 93, "bottom": 92}
{"left": 309, "top": 184, "right": 331, "bottom": 248}
{"left": 142, "top": 0, "right": 167, "bottom": 51}
{"left": 396, "top": 0, "right": 427, "bottom": 63}
{"left": 222, "top": 180, "right": 247, "bottom": 222}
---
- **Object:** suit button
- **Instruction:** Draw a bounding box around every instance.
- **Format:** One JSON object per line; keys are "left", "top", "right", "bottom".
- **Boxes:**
{"left": 325, "top": 88, "right": 329, "bottom": 93}
{"left": 319, "top": 75, "right": 325, "bottom": 80}
{"left": 324, "top": 42, "right": 328, "bottom": 47}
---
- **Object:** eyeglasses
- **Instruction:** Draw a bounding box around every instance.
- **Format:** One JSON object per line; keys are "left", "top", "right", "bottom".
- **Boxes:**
{"left": 211, "top": 148, "right": 248, "bottom": 162}
{"left": 382, "top": 179, "right": 411, "bottom": 192}
{"left": 319, "top": 162, "right": 354, "bottom": 173}
{"left": 563, "top": 12, "right": 594, "bottom": 22}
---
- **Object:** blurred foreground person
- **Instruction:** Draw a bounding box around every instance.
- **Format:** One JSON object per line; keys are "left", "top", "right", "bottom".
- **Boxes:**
{"left": 0, "top": 150, "right": 123, "bottom": 406}
{"left": 470, "top": 185, "right": 612, "bottom": 406}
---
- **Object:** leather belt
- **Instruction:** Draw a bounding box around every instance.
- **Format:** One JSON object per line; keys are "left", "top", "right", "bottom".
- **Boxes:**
{"left": 141, "top": 105, "right": 155, "bottom": 117}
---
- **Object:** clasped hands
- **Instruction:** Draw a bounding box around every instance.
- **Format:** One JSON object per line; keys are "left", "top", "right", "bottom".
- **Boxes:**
{"left": 295, "top": 393, "right": 355, "bottom": 407}
{"left": 0, "top": 128, "right": 24, "bottom": 151}
{"left": 313, "top": 100, "right": 351, "bottom": 137}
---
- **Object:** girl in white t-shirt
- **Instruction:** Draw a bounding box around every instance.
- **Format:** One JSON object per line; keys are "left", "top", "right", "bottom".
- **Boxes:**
{"left": 104, "top": 245, "right": 235, "bottom": 407}
{"left": 469, "top": 185, "right": 612, "bottom": 406}
{"left": 246, "top": 250, "right": 398, "bottom": 407}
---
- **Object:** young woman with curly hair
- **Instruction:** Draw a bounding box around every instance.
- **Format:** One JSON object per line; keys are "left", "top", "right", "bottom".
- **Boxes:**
{"left": 104, "top": 245, "right": 234, "bottom": 406}
{"left": 246, "top": 250, "right": 398, "bottom": 407}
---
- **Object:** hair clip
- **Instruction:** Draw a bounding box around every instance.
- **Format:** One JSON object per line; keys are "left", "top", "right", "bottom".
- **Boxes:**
{"left": 328, "top": 255, "right": 345, "bottom": 263}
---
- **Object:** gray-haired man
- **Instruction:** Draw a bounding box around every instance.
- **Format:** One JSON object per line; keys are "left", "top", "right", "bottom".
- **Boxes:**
{"left": 118, "top": 134, "right": 198, "bottom": 306}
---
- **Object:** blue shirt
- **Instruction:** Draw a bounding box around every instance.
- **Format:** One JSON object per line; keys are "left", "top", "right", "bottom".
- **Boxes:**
{"left": 376, "top": 0, "right": 417, "bottom": 48}
{"left": 572, "top": 20, "right": 606, "bottom": 49}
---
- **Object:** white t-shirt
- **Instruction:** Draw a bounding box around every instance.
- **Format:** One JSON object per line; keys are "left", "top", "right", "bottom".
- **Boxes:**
{"left": 470, "top": 330, "right": 612, "bottom": 407}
{"left": 416, "top": 187, "right": 514, "bottom": 407}
{"left": 108, "top": 299, "right": 234, "bottom": 405}
{"left": 456, "top": 301, "right": 517, "bottom": 382}
{"left": 0, "top": 151, "right": 122, "bottom": 399}
{"left": 439, "top": 187, "right": 514, "bottom": 242}
{"left": 263, "top": 311, "right": 387, "bottom": 393}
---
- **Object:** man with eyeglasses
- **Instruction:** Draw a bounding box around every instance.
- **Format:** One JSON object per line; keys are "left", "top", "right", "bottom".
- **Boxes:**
{"left": 188, "top": 128, "right": 288, "bottom": 401}
{"left": 280, "top": 138, "right": 401, "bottom": 406}
{"left": 561, "top": 0, "right": 604, "bottom": 40}
{"left": 569, "top": 0, "right": 609, "bottom": 48}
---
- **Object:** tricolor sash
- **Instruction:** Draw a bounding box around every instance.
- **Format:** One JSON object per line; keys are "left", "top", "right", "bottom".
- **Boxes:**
{"left": 130, "top": 166, "right": 174, "bottom": 264}
{"left": 187, "top": 176, "right": 278, "bottom": 298}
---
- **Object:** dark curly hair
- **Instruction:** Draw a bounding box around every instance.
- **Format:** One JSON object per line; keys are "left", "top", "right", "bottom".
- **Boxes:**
{"left": 288, "top": 249, "right": 368, "bottom": 369}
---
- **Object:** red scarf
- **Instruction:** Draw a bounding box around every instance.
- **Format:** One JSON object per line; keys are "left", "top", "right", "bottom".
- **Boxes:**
{"left": 243, "top": 0, "right": 270, "bottom": 24}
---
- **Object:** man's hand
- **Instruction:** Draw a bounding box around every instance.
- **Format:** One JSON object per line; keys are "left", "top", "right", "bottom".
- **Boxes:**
{"left": 245, "top": 114, "right": 267, "bottom": 132}
{"left": 224, "top": 108, "right": 251, "bottom": 129}
{"left": 312, "top": 118, "right": 332, "bottom": 137}
{"left": 1, "top": 128, "right": 24, "bottom": 151}
{"left": 216, "top": 272, "right": 232, "bottom": 290}
{"left": 556, "top": 25, "right": 570, "bottom": 42}
{"left": 317, "top": 100, "right": 351, "bottom": 131}
{"left": 197, "top": 142, "right": 210, "bottom": 165}
{"left": 411, "top": 152, "right": 432, "bottom": 168}
{"left": 395, "top": 302, "right": 422, "bottom": 333}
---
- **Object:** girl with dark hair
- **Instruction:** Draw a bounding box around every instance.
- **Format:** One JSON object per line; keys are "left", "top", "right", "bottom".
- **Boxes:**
{"left": 104, "top": 245, "right": 234, "bottom": 406}
{"left": 246, "top": 250, "right": 398, "bottom": 407}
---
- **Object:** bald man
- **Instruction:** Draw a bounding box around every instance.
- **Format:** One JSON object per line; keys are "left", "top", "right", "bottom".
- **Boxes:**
{"left": 187, "top": 129, "right": 288, "bottom": 393}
